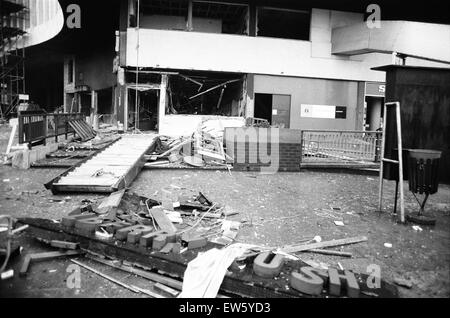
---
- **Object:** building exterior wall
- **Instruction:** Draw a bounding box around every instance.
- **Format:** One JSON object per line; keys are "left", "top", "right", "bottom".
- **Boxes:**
{"left": 253, "top": 75, "right": 360, "bottom": 131}
{"left": 124, "top": 9, "right": 396, "bottom": 83}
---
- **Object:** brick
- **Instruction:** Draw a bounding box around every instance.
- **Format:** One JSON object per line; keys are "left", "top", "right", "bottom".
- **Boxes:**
{"left": 328, "top": 268, "right": 360, "bottom": 298}
{"left": 127, "top": 225, "right": 154, "bottom": 244}
{"left": 290, "top": 267, "right": 327, "bottom": 296}
{"left": 253, "top": 252, "right": 285, "bottom": 278}
{"left": 61, "top": 213, "right": 97, "bottom": 227}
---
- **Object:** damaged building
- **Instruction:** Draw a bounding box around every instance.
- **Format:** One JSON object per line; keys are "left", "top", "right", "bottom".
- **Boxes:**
{"left": 15, "top": 0, "right": 448, "bottom": 137}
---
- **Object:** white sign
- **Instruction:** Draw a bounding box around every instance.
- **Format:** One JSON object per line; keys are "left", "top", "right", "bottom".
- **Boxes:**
{"left": 301, "top": 104, "right": 336, "bottom": 119}
{"left": 18, "top": 94, "right": 29, "bottom": 101}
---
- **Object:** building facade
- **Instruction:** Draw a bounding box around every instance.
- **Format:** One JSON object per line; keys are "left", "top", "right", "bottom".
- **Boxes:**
{"left": 56, "top": 0, "right": 450, "bottom": 135}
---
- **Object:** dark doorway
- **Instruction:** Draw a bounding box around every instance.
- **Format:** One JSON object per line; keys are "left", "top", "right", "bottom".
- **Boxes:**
{"left": 254, "top": 93, "right": 272, "bottom": 123}
{"left": 365, "top": 96, "right": 384, "bottom": 131}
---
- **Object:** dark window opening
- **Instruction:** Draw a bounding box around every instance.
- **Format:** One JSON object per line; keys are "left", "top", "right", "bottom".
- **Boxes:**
{"left": 192, "top": 1, "right": 248, "bottom": 34}
{"left": 257, "top": 7, "right": 310, "bottom": 40}
{"left": 140, "top": 0, "right": 189, "bottom": 31}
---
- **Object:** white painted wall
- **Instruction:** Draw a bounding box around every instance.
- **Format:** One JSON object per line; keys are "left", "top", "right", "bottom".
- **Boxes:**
{"left": 126, "top": 27, "right": 390, "bottom": 82}
{"left": 332, "top": 21, "right": 450, "bottom": 64}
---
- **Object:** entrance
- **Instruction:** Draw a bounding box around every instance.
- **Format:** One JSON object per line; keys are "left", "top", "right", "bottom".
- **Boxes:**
{"left": 365, "top": 96, "right": 384, "bottom": 131}
{"left": 254, "top": 93, "right": 291, "bottom": 128}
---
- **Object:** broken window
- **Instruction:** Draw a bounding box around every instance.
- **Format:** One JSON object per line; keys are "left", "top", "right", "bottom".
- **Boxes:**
{"left": 192, "top": 1, "right": 249, "bottom": 35}
{"left": 166, "top": 72, "right": 244, "bottom": 116}
{"left": 256, "top": 7, "right": 310, "bottom": 41}
{"left": 140, "top": 0, "right": 189, "bottom": 31}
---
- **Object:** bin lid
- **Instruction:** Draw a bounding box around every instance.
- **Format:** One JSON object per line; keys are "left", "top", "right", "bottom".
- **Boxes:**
{"left": 408, "top": 149, "right": 442, "bottom": 160}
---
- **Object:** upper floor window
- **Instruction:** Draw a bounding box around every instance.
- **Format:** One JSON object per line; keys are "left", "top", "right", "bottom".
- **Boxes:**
{"left": 192, "top": 1, "right": 249, "bottom": 35}
{"left": 256, "top": 7, "right": 310, "bottom": 41}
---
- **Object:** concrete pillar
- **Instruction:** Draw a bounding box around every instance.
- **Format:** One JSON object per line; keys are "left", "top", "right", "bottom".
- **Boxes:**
{"left": 245, "top": 74, "right": 255, "bottom": 118}
{"left": 158, "top": 75, "right": 168, "bottom": 133}
{"left": 91, "top": 90, "right": 98, "bottom": 130}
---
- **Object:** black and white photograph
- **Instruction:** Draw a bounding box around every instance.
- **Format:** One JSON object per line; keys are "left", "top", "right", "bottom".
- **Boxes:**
{"left": 0, "top": 0, "right": 449, "bottom": 305}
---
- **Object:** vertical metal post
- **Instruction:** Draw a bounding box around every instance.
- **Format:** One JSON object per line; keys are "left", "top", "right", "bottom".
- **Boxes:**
{"left": 396, "top": 102, "right": 405, "bottom": 223}
{"left": 378, "top": 103, "right": 388, "bottom": 212}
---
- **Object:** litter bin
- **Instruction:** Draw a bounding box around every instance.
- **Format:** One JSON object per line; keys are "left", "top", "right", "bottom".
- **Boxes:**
{"left": 407, "top": 149, "right": 441, "bottom": 195}
{"left": 406, "top": 149, "right": 441, "bottom": 225}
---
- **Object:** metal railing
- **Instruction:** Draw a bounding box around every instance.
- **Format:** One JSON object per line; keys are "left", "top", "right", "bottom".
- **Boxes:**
{"left": 301, "top": 130, "right": 382, "bottom": 166}
{"left": 18, "top": 110, "right": 84, "bottom": 148}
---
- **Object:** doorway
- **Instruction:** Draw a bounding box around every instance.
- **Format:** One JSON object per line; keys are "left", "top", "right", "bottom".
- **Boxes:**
{"left": 254, "top": 93, "right": 291, "bottom": 128}
{"left": 365, "top": 96, "right": 384, "bottom": 131}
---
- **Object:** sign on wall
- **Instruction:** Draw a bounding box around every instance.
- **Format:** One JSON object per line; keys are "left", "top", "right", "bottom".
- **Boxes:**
{"left": 300, "top": 104, "right": 347, "bottom": 119}
{"left": 365, "top": 82, "right": 386, "bottom": 97}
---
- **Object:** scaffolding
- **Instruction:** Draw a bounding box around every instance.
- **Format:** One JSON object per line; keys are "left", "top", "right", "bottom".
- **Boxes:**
{"left": 1, "top": 0, "right": 29, "bottom": 121}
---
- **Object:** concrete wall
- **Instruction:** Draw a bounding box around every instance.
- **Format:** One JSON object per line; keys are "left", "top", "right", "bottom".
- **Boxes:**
{"left": 126, "top": 8, "right": 393, "bottom": 83}
{"left": 253, "top": 75, "right": 359, "bottom": 130}
{"left": 332, "top": 21, "right": 450, "bottom": 64}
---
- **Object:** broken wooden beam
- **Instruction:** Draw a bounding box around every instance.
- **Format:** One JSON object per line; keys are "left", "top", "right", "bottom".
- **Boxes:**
{"left": 282, "top": 236, "right": 368, "bottom": 254}
{"left": 305, "top": 249, "right": 353, "bottom": 258}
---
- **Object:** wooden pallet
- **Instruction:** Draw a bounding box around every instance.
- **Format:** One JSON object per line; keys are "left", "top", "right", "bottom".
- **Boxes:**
{"left": 45, "top": 134, "right": 157, "bottom": 193}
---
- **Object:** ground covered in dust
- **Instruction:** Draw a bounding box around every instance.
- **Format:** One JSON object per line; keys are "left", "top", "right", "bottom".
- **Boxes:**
{"left": 1, "top": 163, "right": 449, "bottom": 298}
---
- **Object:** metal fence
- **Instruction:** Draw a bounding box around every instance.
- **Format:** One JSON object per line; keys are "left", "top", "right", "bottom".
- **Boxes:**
{"left": 301, "top": 130, "right": 382, "bottom": 166}
{"left": 18, "top": 111, "right": 84, "bottom": 148}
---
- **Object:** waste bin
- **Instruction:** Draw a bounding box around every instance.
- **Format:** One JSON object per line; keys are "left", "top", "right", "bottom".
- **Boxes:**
{"left": 407, "top": 149, "right": 441, "bottom": 195}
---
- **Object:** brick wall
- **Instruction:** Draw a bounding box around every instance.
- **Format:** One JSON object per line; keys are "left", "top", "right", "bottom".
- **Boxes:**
{"left": 224, "top": 128, "right": 302, "bottom": 172}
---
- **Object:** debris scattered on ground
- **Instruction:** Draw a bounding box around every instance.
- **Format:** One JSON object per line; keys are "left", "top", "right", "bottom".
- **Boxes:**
{"left": 394, "top": 277, "right": 414, "bottom": 289}
{"left": 412, "top": 225, "right": 423, "bottom": 232}
{"left": 384, "top": 243, "right": 393, "bottom": 248}
{"left": 144, "top": 119, "right": 235, "bottom": 171}
{"left": 334, "top": 220, "right": 345, "bottom": 226}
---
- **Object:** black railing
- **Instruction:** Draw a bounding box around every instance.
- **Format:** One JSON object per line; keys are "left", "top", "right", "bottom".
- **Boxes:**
{"left": 18, "top": 111, "right": 85, "bottom": 148}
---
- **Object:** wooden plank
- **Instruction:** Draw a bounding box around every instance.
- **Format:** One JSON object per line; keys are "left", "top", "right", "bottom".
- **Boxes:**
{"left": 282, "top": 236, "right": 368, "bottom": 254}
{"left": 97, "top": 189, "right": 126, "bottom": 211}
{"left": 149, "top": 207, "right": 177, "bottom": 234}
